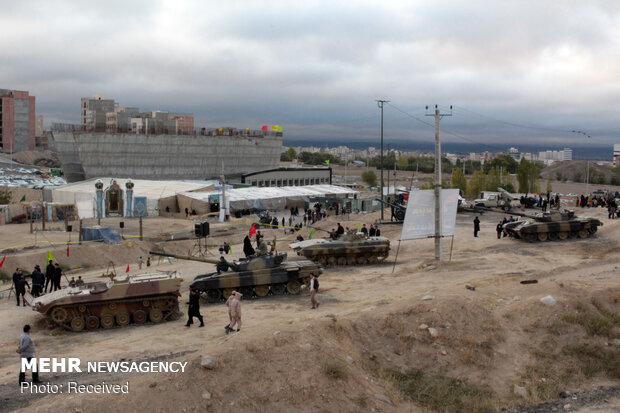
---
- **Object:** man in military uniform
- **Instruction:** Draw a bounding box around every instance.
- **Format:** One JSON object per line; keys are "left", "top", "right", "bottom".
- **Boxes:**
{"left": 216, "top": 256, "right": 229, "bottom": 274}
{"left": 13, "top": 269, "right": 30, "bottom": 307}
{"left": 257, "top": 236, "right": 268, "bottom": 255}
{"left": 185, "top": 287, "right": 204, "bottom": 327}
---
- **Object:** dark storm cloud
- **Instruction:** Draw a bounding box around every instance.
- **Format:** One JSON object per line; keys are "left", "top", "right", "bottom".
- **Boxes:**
{"left": 1, "top": 0, "right": 619, "bottom": 147}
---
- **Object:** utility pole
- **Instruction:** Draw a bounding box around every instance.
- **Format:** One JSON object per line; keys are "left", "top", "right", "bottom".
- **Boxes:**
{"left": 571, "top": 130, "right": 592, "bottom": 195}
{"left": 387, "top": 144, "right": 390, "bottom": 196}
{"left": 376, "top": 99, "right": 389, "bottom": 220}
{"left": 426, "top": 105, "right": 452, "bottom": 260}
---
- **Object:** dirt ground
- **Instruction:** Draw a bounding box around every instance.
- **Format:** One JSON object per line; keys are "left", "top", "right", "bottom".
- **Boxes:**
{"left": 0, "top": 205, "right": 619, "bottom": 413}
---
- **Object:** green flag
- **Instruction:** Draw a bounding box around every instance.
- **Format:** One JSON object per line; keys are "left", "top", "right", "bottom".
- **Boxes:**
{"left": 46, "top": 250, "right": 54, "bottom": 264}
{"left": 325, "top": 159, "right": 330, "bottom": 166}
{"left": 357, "top": 222, "right": 361, "bottom": 231}
{"left": 228, "top": 245, "right": 232, "bottom": 254}
{"left": 308, "top": 228, "right": 314, "bottom": 239}
{"left": 20, "top": 195, "right": 26, "bottom": 202}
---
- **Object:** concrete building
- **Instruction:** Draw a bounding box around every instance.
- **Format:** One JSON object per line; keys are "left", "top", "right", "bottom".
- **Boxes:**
{"left": 241, "top": 167, "right": 331, "bottom": 187}
{"left": 614, "top": 144, "right": 620, "bottom": 166}
{"left": 106, "top": 107, "right": 140, "bottom": 132}
{"left": 0, "top": 89, "right": 36, "bottom": 151}
{"left": 81, "top": 94, "right": 116, "bottom": 132}
{"left": 563, "top": 148, "right": 573, "bottom": 161}
{"left": 35, "top": 115, "right": 44, "bottom": 138}
{"left": 51, "top": 131, "right": 282, "bottom": 182}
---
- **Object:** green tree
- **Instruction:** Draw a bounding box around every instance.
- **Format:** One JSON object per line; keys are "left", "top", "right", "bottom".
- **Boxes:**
{"left": 485, "top": 167, "right": 501, "bottom": 191}
{"left": 450, "top": 168, "right": 467, "bottom": 193}
{"left": 466, "top": 170, "right": 486, "bottom": 197}
{"left": 280, "top": 147, "right": 297, "bottom": 162}
{"left": 546, "top": 180, "right": 553, "bottom": 193}
{"left": 0, "top": 189, "right": 11, "bottom": 204}
{"left": 482, "top": 154, "right": 519, "bottom": 174}
{"left": 517, "top": 159, "right": 541, "bottom": 195}
{"left": 555, "top": 171, "right": 563, "bottom": 181}
{"left": 361, "top": 170, "right": 377, "bottom": 187}
{"left": 500, "top": 169, "right": 514, "bottom": 192}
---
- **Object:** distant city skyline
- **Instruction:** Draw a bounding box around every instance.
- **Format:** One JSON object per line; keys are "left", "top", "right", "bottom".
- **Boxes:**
{"left": 1, "top": 2, "right": 619, "bottom": 147}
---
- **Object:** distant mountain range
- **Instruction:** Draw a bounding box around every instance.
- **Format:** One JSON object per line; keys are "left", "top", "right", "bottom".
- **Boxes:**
{"left": 283, "top": 139, "right": 613, "bottom": 161}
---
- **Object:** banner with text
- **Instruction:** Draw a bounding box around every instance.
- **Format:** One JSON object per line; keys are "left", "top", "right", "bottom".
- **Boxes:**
{"left": 400, "top": 189, "right": 459, "bottom": 240}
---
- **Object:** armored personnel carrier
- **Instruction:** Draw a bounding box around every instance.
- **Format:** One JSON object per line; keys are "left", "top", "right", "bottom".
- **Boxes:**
{"left": 150, "top": 251, "right": 322, "bottom": 303}
{"left": 290, "top": 232, "right": 390, "bottom": 266}
{"left": 502, "top": 209, "right": 603, "bottom": 242}
{"left": 31, "top": 271, "right": 182, "bottom": 332}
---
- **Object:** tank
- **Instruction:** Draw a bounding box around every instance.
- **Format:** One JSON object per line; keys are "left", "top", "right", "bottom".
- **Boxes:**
{"left": 501, "top": 209, "right": 603, "bottom": 242}
{"left": 149, "top": 251, "right": 322, "bottom": 303}
{"left": 290, "top": 232, "right": 390, "bottom": 266}
{"left": 31, "top": 271, "right": 182, "bottom": 332}
{"left": 375, "top": 198, "right": 406, "bottom": 221}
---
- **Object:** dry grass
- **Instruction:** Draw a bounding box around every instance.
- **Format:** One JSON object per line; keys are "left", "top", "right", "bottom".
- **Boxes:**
{"left": 323, "top": 360, "right": 349, "bottom": 380}
{"left": 563, "top": 299, "right": 620, "bottom": 337}
{"left": 563, "top": 343, "right": 620, "bottom": 379}
{"left": 384, "top": 368, "right": 496, "bottom": 413}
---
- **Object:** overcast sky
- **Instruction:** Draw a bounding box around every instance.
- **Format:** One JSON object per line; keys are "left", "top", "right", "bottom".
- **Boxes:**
{"left": 1, "top": 1, "right": 619, "bottom": 148}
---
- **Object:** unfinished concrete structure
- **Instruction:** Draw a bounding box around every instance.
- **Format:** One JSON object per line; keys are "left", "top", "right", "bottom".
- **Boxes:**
{"left": 51, "top": 131, "right": 282, "bottom": 182}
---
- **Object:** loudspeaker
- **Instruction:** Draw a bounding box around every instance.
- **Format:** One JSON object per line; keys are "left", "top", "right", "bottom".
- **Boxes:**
{"left": 119, "top": 221, "right": 124, "bottom": 229}
{"left": 66, "top": 225, "right": 72, "bottom": 232}
{"left": 194, "top": 221, "right": 210, "bottom": 237}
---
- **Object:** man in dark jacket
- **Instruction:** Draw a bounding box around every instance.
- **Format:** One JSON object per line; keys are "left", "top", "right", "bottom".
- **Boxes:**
{"left": 185, "top": 287, "right": 204, "bottom": 327}
{"left": 53, "top": 263, "right": 63, "bottom": 291}
{"left": 13, "top": 269, "right": 30, "bottom": 306}
{"left": 30, "top": 265, "right": 44, "bottom": 297}
{"left": 243, "top": 235, "right": 255, "bottom": 257}
{"left": 375, "top": 225, "right": 381, "bottom": 237}
{"left": 474, "top": 216, "right": 481, "bottom": 237}
{"left": 44, "top": 260, "right": 54, "bottom": 293}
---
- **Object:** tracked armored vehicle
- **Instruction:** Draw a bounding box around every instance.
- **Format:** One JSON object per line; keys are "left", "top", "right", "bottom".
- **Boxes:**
{"left": 502, "top": 209, "right": 603, "bottom": 242}
{"left": 31, "top": 271, "right": 182, "bottom": 332}
{"left": 150, "top": 251, "right": 322, "bottom": 303}
{"left": 290, "top": 232, "right": 390, "bottom": 266}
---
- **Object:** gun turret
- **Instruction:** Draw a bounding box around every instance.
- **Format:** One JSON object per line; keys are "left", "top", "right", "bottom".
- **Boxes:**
{"left": 149, "top": 251, "right": 242, "bottom": 271}
{"left": 484, "top": 208, "right": 575, "bottom": 222}
{"left": 374, "top": 198, "right": 406, "bottom": 221}
{"left": 149, "top": 250, "right": 288, "bottom": 272}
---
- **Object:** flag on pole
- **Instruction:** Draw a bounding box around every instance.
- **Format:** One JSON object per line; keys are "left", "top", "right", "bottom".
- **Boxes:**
{"left": 125, "top": 265, "right": 130, "bottom": 273}
{"left": 308, "top": 228, "right": 314, "bottom": 239}
{"left": 46, "top": 250, "right": 54, "bottom": 264}
{"left": 0, "top": 256, "right": 5, "bottom": 268}
{"left": 228, "top": 245, "right": 233, "bottom": 254}
{"left": 357, "top": 222, "right": 361, "bottom": 232}
{"left": 325, "top": 159, "right": 330, "bottom": 166}
{"left": 277, "top": 125, "right": 283, "bottom": 132}
{"left": 270, "top": 125, "right": 280, "bottom": 131}
{"left": 249, "top": 224, "right": 256, "bottom": 238}
{"left": 261, "top": 125, "right": 268, "bottom": 132}
{"left": 20, "top": 195, "right": 26, "bottom": 202}
{"left": 67, "top": 245, "right": 70, "bottom": 257}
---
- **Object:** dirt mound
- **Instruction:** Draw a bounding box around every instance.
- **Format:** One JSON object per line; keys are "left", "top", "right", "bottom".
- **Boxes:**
{"left": 541, "top": 161, "right": 612, "bottom": 184}
{"left": 11, "top": 150, "right": 60, "bottom": 168}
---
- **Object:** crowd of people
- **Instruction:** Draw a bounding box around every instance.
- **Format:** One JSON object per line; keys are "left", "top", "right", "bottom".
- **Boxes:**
{"left": 11, "top": 260, "right": 71, "bottom": 307}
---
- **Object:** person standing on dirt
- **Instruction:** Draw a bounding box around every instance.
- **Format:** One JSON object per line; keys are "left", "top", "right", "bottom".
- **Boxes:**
{"left": 185, "top": 287, "right": 204, "bottom": 328}
{"left": 225, "top": 291, "right": 242, "bottom": 334}
{"left": 44, "top": 260, "right": 54, "bottom": 293}
{"left": 496, "top": 221, "right": 503, "bottom": 239}
{"left": 138, "top": 256, "right": 144, "bottom": 269}
{"left": 30, "top": 265, "right": 44, "bottom": 297}
{"left": 309, "top": 273, "right": 319, "bottom": 309}
{"left": 473, "top": 216, "right": 481, "bottom": 237}
{"left": 13, "top": 269, "right": 30, "bottom": 307}
{"left": 17, "top": 324, "right": 39, "bottom": 385}
{"left": 53, "top": 263, "right": 62, "bottom": 291}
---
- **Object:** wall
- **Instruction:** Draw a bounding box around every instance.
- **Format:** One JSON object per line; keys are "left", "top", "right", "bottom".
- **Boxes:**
{"left": 51, "top": 132, "right": 282, "bottom": 182}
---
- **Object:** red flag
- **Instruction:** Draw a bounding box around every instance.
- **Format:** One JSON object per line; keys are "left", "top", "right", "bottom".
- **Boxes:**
{"left": 249, "top": 224, "right": 256, "bottom": 238}
{"left": 67, "top": 245, "right": 70, "bottom": 257}
{"left": 261, "top": 125, "right": 268, "bottom": 132}
{"left": 0, "top": 256, "right": 5, "bottom": 268}
{"left": 126, "top": 265, "right": 130, "bottom": 273}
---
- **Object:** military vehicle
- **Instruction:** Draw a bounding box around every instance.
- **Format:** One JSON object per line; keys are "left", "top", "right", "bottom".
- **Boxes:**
{"left": 290, "top": 232, "right": 390, "bottom": 266}
{"left": 375, "top": 198, "right": 406, "bottom": 221}
{"left": 500, "top": 209, "right": 603, "bottom": 242}
{"left": 31, "top": 271, "right": 182, "bottom": 332}
{"left": 149, "top": 251, "right": 322, "bottom": 303}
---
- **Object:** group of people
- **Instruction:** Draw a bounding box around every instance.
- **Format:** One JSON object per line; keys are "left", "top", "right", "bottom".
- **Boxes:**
{"left": 12, "top": 260, "right": 65, "bottom": 307}
{"left": 327, "top": 222, "right": 381, "bottom": 240}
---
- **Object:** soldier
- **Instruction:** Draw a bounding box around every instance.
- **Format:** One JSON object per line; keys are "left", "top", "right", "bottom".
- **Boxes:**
{"left": 309, "top": 273, "right": 319, "bottom": 309}
{"left": 185, "top": 287, "right": 204, "bottom": 327}
{"left": 13, "top": 269, "right": 30, "bottom": 307}
{"left": 375, "top": 225, "right": 381, "bottom": 237}
{"left": 473, "top": 216, "right": 481, "bottom": 237}
{"left": 257, "top": 236, "right": 268, "bottom": 256}
{"left": 17, "top": 325, "right": 40, "bottom": 385}
{"left": 496, "top": 221, "right": 503, "bottom": 239}
{"left": 216, "top": 256, "right": 229, "bottom": 274}
{"left": 225, "top": 291, "right": 242, "bottom": 334}
{"left": 76, "top": 276, "right": 85, "bottom": 286}
{"left": 255, "top": 231, "right": 263, "bottom": 248}
{"left": 361, "top": 224, "right": 368, "bottom": 236}
{"left": 44, "top": 260, "right": 54, "bottom": 293}
{"left": 30, "top": 265, "right": 44, "bottom": 297}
